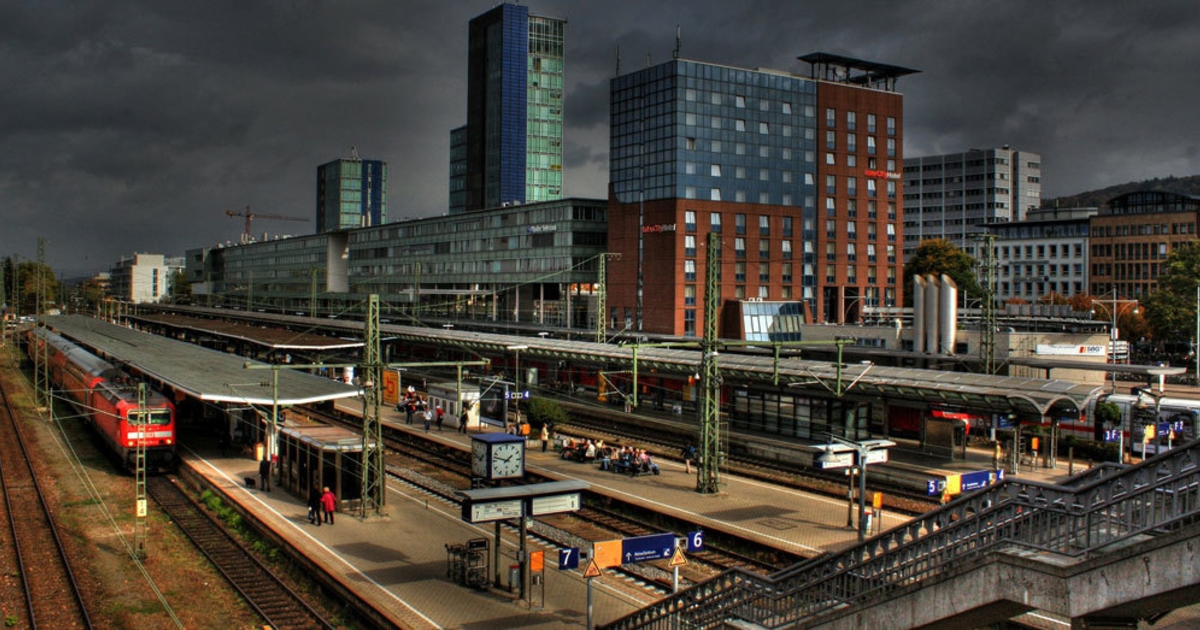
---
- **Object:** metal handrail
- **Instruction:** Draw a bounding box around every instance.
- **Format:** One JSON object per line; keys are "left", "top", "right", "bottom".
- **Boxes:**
{"left": 604, "top": 440, "right": 1200, "bottom": 629}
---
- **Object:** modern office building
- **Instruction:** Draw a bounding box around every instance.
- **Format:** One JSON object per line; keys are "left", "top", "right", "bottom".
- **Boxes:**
{"left": 190, "top": 198, "right": 608, "bottom": 328}
{"left": 987, "top": 207, "right": 1096, "bottom": 302}
{"left": 607, "top": 53, "right": 915, "bottom": 336}
{"left": 1089, "top": 190, "right": 1200, "bottom": 299}
{"left": 109, "top": 253, "right": 183, "bottom": 303}
{"left": 450, "top": 3, "right": 565, "bottom": 214}
{"left": 902, "top": 147, "right": 1041, "bottom": 260}
{"left": 316, "top": 155, "right": 387, "bottom": 233}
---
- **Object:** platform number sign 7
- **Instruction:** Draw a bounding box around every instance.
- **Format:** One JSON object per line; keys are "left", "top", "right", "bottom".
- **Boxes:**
{"left": 559, "top": 547, "right": 579, "bottom": 571}
{"left": 687, "top": 531, "right": 704, "bottom": 553}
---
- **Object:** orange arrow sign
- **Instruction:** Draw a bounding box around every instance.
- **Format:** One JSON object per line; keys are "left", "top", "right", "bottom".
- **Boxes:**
{"left": 582, "top": 559, "right": 603, "bottom": 579}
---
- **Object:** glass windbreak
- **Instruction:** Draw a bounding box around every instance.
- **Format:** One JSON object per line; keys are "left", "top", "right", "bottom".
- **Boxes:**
{"left": 130, "top": 410, "right": 171, "bottom": 425}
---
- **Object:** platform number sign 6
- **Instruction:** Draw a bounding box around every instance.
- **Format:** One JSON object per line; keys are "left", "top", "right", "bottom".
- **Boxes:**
{"left": 687, "top": 531, "right": 704, "bottom": 553}
{"left": 559, "top": 547, "right": 579, "bottom": 571}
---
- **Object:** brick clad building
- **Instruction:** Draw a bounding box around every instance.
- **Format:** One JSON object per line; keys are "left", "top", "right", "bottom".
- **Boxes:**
{"left": 607, "top": 53, "right": 915, "bottom": 336}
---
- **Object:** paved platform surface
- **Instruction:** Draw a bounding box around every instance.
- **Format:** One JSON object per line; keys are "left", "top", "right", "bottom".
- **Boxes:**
{"left": 181, "top": 443, "right": 652, "bottom": 629}
{"left": 337, "top": 400, "right": 915, "bottom": 556}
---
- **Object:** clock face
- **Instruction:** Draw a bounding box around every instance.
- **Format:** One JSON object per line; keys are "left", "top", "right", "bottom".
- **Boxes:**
{"left": 471, "top": 440, "right": 488, "bottom": 478}
{"left": 489, "top": 442, "right": 524, "bottom": 479}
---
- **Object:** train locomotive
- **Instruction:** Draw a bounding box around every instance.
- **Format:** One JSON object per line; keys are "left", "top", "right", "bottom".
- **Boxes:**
{"left": 29, "top": 327, "right": 177, "bottom": 471}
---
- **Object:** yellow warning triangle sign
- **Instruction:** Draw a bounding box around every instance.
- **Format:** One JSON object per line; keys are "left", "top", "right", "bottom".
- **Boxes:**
{"left": 582, "top": 559, "right": 603, "bottom": 579}
{"left": 668, "top": 547, "right": 687, "bottom": 568}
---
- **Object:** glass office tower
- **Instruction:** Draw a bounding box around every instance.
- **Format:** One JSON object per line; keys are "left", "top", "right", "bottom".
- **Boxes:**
{"left": 317, "top": 157, "right": 387, "bottom": 232}
{"left": 450, "top": 3, "right": 564, "bottom": 214}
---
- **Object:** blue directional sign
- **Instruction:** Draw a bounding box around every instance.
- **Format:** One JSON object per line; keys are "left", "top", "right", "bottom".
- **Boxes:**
{"left": 622, "top": 533, "right": 676, "bottom": 564}
{"left": 505, "top": 390, "right": 531, "bottom": 400}
{"left": 960, "top": 470, "right": 998, "bottom": 492}
{"left": 1158, "top": 422, "right": 1171, "bottom": 436}
{"left": 1104, "top": 429, "right": 1121, "bottom": 443}
{"left": 686, "top": 531, "right": 705, "bottom": 552}
{"left": 559, "top": 547, "right": 580, "bottom": 571}
{"left": 926, "top": 479, "right": 947, "bottom": 496}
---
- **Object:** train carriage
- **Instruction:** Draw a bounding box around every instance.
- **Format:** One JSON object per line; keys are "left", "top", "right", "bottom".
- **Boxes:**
{"left": 27, "top": 327, "right": 177, "bottom": 471}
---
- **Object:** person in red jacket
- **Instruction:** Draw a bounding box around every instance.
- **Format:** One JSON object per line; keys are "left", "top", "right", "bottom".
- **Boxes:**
{"left": 320, "top": 487, "right": 337, "bottom": 525}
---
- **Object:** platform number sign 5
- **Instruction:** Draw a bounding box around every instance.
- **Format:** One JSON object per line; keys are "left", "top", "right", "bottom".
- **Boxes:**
{"left": 687, "top": 531, "right": 705, "bottom": 553}
{"left": 559, "top": 547, "right": 579, "bottom": 571}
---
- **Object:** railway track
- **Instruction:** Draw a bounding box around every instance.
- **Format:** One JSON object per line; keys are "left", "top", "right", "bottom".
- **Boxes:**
{"left": 0, "top": 380, "right": 92, "bottom": 629}
{"left": 145, "top": 476, "right": 335, "bottom": 630}
{"left": 306, "top": 406, "right": 786, "bottom": 584}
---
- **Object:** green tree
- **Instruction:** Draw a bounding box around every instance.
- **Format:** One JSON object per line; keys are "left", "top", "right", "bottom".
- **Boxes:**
{"left": 17, "top": 261, "right": 59, "bottom": 315}
{"left": 1144, "top": 244, "right": 1200, "bottom": 344}
{"left": 902, "top": 239, "right": 983, "bottom": 303}
{"left": 526, "top": 397, "right": 568, "bottom": 429}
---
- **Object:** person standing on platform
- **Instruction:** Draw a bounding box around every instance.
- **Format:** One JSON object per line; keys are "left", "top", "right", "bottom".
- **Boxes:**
{"left": 404, "top": 399, "right": 414, "bottom": 425}
{"left": 321, "top": 487, "right": 337, "bottom": 525}
{"left": 435, "top": 404, "right": 444, "bottom": 431}
{"left": 307, "top": 484, "right": 323, "bottom": 526}
{"left": 682, "top": 443, "right": 697, "bottom": 474}
{"left": 423, "top": 405, "right": 432, "bottom": 432}
{"left": 540, "top": 424, "right": 550, "bottom": 452}
{"left": 459, "top": 405, "right": 470, "bottom": 434}
{"left": 258, "top": 457, "right": 271, "bottom": 492}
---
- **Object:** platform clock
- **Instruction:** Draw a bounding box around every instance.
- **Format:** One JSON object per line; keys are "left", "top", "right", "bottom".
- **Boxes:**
{"left": 470, "top": 433, "right": 527, "bottom": 480}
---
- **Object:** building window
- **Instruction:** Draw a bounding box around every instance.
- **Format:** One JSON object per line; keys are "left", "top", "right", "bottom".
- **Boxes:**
{"left": 685, "top": 285, "right": 696, "bottom": 306}
{"left": 847, "top": 199, "right": 858, "bottom": 218}
{"left": 826, "top": 174, "right": 837, "bottom": 195}
{"left": 826, "top": 107, "right": 836, "bottom": 127}
{"left": 758, "top": 286, "right": 769, "bottom": 299}
{"left": 887, "top": 116, "right": 896, "bottom": 135}
{"left": 760, "top": 168, "right": 770, "bottom": 181}
{"left": 684, "top": 309, "right": 696, "bottom": 336}
{"left": 735, "top": 119, "right": 746, "bottom": 132}
{"left": 782, "top": 101, "right": 791, "bottom": 114}
{"left": 759, "top": 239, "right": 770, "bottom": 259}
{"left": 736, "top": 166, "right": 746, "bottom": 179}
{"left": 685, "top": 137, "right": 696, "bottom": 150}
{"left": 759, "top": 122, "right": 769, "bottom": 134}
{"left": 685, "top": 113, "right": 697, "bottom": 126}
{"left": 735, "top": 190, "right": 747, "bottom": 202}
{"left": 685, "top": 235, "right": 697, "bottom": 257}
{"left": 887, "top": 138, "right": 896, "bottom": 158}
{"left": 826, "top": 130, "right": 836, "bottom": 150}
{"left": 712, "top": 140, "right": 722, "bottom": 153}
{"left": 735, "top": 286, "right": 746, "bottom": 299}
{"left": 847, "top": 176, "right": 858, "bottom": 197}
{"left": 782, "top": 217, "right": 793, "bottom": 237}
{"left": 848, "top": 221, "right": 857, "bottom": 238}
{"left": 782, "top": 263, "right": 793, "bottom": 283}
{"left": 735, "top": 95, "right": 746, "bottom": 108}
{"left": 685, "top": 211, "right": 697, "bottom": 232}
{"left": 759, "top": 215, "right": 770, "bottom": 236}
{"left": 867, "top": 136, "right": 876, "bottom": 155}
{"left": 886, "top": 180, "right": 896, "bottom": 199}
{"left": 826, "top": 153, "right": 835, "bottom": 165}
{"left": 759, "top": 192, "right": 769, "bottom": 204}
{"left": 736, "top": 142, "right": 746, "bottom": 155}
{"left": 711, "top": 188, "right": 721, "bottom": 201}
{"left": 735, "top": 262, "right": 746, "bottom": 282}
{"left": 847, "top": 242, "right": 857, "bottom": 262}
{"left": 782, "top": 240, "right": 793, "bottom": 260}
{"left": 867, "top": 114, "right": 876, "bottom": 133}
{"left": 686, "top": 162, "right": 697, "bottom": 175}
{"left": 735, "top": 214, "right": 746, "bottom": 234}
{"left": 847, "top": 134, "right": 857, "bottom": 153}
{"left": 685, "top": 186, "right": 696, "bottom": 199}
{"left": 847, "top": 111, "right": 856, "bottom": 131}
{"left": 867, "top": 243, "right": 877, "bottom": 262}
{"left": 782, "top": 286, "right": 793, "bottom": 299}
{"left": 685, "top": 260, "right": 696, "bottom": 282}
{"left": 735, "top": 238, "right": 746, "bottom": 258}
{"left": 826, "top": 220, "right": 837, "bottom": 239}
{"left": 711, "top": 164, "right": 722, "bottom": 177}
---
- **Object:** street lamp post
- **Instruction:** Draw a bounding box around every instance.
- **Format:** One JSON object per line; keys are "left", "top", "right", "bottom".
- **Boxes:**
{"left": 1090, "top": 290, "right": 1138, "bottom": 394}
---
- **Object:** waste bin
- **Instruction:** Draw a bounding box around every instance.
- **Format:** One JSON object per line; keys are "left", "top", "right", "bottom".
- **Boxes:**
{"left": 509, "top": 564, "right": 520, "bottom": 592}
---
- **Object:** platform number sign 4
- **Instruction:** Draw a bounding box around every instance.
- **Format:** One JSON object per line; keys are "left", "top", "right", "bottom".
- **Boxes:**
{"left": 559, "top": 547, "right": 579, "bottom": 571}
{"left": 687, "top": 530, "right": 705, "bottom": 553}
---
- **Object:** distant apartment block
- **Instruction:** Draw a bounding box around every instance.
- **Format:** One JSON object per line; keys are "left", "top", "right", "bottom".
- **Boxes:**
{"left": 1089, "top": 191, "right": 1200, "bottom": 299}
{"left": 987, "top": 207, "right": 1096, "bottom": 303}
{"left": 316, "top": 155, "right": 387, "bottom": 232}
{"left": 450, "top": 3, "right": 565, "bottom": 213}
{"left": 109, "top": 253, "right": 183, "bottom": 303}
{"left": 902, "top": 147, "right": 1041, "bottom": 260}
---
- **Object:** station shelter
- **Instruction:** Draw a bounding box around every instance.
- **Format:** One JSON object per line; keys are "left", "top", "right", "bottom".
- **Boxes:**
{"left": 277, "top": 424, "right": 377, "bottom": 513}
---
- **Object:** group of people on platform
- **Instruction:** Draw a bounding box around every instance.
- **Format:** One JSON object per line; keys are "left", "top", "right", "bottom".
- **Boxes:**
{"left": 396, "top": 391, "right": 457, "bottom": 433}
{"left": 559, "top": 437, "right": 659, "bottom": 475}
{"left": 307, "top": 484, "right": 338, "bottom": 526}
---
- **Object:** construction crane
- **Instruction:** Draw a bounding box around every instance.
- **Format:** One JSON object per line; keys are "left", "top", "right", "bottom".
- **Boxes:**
{"left": 224, "top": 205, "right": 307, "bottom": 243}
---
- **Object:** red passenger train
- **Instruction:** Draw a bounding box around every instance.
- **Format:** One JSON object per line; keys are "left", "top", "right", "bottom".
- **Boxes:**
{"left": 29, "top": 327, "right": 177, "bottom": 471}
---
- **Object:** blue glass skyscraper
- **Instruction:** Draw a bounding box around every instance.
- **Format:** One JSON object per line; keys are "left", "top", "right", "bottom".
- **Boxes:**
{"left": 450, "top": 3, "right": 564, "bottom": 214}
{"left": 317, "top": 156, "right": 387, "bottom": 233}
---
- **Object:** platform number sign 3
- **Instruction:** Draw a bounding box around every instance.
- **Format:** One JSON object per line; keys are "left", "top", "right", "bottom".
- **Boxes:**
{"left": 559, "top": 547, "right": 579, "bottom": 571}
{"left": 687, "top": 530, "right": 705, "bottom": 553}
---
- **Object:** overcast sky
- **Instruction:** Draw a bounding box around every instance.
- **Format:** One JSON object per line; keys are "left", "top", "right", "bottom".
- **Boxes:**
{"left": 4, "top": 1, "right": 1199, "bottom": 277}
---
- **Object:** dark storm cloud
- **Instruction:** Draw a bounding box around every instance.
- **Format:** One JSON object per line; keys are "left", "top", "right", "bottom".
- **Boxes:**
{"left": 3, "top": 0, "right": 1199, "bottom": 276}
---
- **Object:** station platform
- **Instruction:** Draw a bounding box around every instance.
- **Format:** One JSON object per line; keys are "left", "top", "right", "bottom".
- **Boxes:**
{"left": 336, "top": 400, "right": 915, "bottom": 556}
{"left": 179, "top": 441, "right": 652, "bottom": 629}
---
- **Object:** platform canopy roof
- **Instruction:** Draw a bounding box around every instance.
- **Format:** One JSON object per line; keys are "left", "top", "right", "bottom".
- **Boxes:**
{"left": 128, "top": 313, "right": 363, "bottom": 351}
{"left": 45, "top": 315, "right": 361, "bottom": 405}
{"left": 155, "top": 307, "right": 1106, "bottom": 419}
